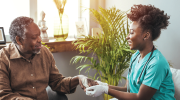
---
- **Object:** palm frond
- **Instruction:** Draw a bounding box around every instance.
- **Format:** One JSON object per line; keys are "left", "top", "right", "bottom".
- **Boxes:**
{"left": 71, "top": 7, "right": 135, "bottom": 89}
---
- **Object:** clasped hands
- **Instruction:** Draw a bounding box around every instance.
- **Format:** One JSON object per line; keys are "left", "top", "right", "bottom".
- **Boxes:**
{"left": 78, "top": 75, "right": 109, "bottom": 97}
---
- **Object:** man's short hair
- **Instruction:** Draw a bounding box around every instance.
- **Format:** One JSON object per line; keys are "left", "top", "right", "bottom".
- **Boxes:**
{"left": 9, "top": 16, "right": 34, "bottom": 44}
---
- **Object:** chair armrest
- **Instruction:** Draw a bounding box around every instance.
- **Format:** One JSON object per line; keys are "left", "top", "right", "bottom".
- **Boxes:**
{"left": 46, "top": 86, "right": 68, "bottom": 100}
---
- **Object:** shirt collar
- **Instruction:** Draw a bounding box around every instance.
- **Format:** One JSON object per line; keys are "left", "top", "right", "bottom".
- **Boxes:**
{"left": 9, "top": 43, "right": 41, "bottom": 59}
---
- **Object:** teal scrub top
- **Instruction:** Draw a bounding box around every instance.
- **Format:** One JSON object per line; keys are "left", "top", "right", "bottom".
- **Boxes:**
{"left": 127, "top": 49, "right": 175, "bottom": 100}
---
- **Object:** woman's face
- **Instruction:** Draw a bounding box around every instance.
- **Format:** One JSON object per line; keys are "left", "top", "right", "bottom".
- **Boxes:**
{"left": 126, "top": 21, "right": 145, "bottom": 50}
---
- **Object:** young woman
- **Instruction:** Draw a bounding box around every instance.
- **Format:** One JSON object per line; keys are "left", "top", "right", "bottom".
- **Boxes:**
{"left": 86, "top": 4, "right": 175, "bottom": 100}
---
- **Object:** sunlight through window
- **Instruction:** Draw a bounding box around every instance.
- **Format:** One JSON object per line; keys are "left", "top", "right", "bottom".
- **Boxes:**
{"left": 0, "top": 0, "right": 29, "bottom": 35}
{"left": 37, "top": 0, "right": 79, "bottom": 38}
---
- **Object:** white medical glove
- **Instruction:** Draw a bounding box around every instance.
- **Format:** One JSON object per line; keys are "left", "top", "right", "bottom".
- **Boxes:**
{"left": 78, "top": 75, "right": 89, "bottom": 88}
{"left": 86, "top": 85, "right": 109, "bottom": 97}
{"left": 109, "top": 98, "right": 118, "bottom": 100}
{"left": 96, "top": 80, "right": 108, "bottom": 86}
{"left": 81, "top": 77, "right": 89, "bottom": 88}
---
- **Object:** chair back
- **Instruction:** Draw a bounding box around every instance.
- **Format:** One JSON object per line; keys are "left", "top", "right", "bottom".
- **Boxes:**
{"left": 46, "top": 86, "right": 68, "bottom": 100}
{"left": 170, "top": 67, "right": 180, "bottom": 100}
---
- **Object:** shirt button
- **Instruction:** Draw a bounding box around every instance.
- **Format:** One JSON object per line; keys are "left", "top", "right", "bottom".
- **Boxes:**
{"left": 31, "top": 74, "right": 33, "bottom": 76}
{"left": 33, "top": 87, "right": 35, "bottom": 89}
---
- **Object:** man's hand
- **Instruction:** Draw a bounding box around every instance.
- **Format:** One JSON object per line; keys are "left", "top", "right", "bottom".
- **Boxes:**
{"left": 86, "top": 85, "right": 109, "bottom": 97}
{"left": 78, "top": 75, "right": 98, "bottom": 91}
{"left": 16, "top": 97, "right": 33, "bottom": 100}
{"left": 87, "top": 78, "right": 98, "bottom": 87}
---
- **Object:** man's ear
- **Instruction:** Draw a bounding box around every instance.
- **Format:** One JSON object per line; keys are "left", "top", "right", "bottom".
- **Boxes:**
{"left": 15, "top": 36, "right": 24, "bottom": 45}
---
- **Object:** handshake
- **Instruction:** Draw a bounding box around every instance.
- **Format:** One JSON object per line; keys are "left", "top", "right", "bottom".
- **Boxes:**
{"left": 79, "top": 76, "right": 109, "bottom": 97}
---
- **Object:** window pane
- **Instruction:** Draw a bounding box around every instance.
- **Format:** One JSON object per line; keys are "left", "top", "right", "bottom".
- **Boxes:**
{"left": 0, "top": 0, "right": 30, "bottom": 35}
{"left": 37, "top": 0, "right": 79, "bottom": 38}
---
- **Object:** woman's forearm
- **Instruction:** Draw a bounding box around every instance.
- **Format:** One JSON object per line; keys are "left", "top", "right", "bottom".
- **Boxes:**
{"left": 108, "top": 88, "right": 139, "bottom": 100}
{"left": 108, "top": 85, "right": 127, "bottom": 92}
{"left": 108, "top": 84, "right": 155, "bottom": 100}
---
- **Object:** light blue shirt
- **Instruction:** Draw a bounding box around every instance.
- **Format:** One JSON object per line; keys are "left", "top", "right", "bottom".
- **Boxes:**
{"left": 127, "top": 50, "right": 175, "bottom": 100}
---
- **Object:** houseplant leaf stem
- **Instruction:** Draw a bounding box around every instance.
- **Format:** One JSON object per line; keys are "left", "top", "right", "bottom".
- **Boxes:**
{"left": 71, "top": 6, "right": 135, "bottom": 100}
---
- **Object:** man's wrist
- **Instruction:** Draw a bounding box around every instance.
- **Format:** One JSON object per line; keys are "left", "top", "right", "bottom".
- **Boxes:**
{"left": 70, "top": 76, "right": 79, "bottom": 88}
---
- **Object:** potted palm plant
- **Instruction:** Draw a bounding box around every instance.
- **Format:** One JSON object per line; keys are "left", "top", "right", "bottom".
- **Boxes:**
{"left": 70, "top": 7, "right": 135, "bottom": 100}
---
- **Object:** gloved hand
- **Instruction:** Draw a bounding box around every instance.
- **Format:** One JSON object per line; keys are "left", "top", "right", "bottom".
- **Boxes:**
{"left": 96, "top": 80, "right": 108, "bottom": 86}
{"left": 86, "top": 85, "right": 109, "bottom": 97}
{"left": 78, "top": 75, "right": 89, "bottom": 91}
{"left": 109, "top": 98, "right": 118, "bottom": 100}
{"left": 81, "top": 77, "right": 89, "bottom": 88}
{"left": 78, "top": 75, "right": 98, "bottom": 91}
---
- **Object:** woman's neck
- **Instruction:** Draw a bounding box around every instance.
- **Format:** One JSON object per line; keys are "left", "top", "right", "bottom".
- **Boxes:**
{"left": 138, "top": 42, "right": 154, "bottom": 62}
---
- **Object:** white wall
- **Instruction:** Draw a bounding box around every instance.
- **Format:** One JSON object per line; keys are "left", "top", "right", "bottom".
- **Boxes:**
{"left": 89, "top": 0, "right": 105, "bottom": 36}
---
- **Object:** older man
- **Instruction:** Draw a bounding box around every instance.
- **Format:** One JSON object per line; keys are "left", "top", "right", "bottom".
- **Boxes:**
{"left": 0, "top": 16, "right": 95, "bottom": 100}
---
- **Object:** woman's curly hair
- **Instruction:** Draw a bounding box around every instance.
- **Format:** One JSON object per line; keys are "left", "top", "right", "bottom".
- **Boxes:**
{"left": 9, "top": 16, "right": 33, "bottom": 44}
{"left": 127, "top": 4, "right": 170, "bottom": 40}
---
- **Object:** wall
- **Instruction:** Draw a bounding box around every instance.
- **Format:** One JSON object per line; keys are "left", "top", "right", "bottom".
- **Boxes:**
{"left": 89, "top": 0, "right": 105, "bottom": 36}
{"left": 30, "top": 0, "right": 37, "bottom": 24}
{"left": 105, "top": 0, "right": 180, "bottom": 86}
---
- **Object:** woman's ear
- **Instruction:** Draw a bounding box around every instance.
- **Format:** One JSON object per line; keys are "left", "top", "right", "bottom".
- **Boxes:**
{"left": 15, "top": 36, "right": 24, "bottom": 45}
{"left": 143, "top": 32, "right": 151, "bottom": 40}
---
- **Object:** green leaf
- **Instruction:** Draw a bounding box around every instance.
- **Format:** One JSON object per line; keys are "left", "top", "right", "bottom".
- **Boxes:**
{"left": 70, "top": 6, "right": 133, "bottom": 87}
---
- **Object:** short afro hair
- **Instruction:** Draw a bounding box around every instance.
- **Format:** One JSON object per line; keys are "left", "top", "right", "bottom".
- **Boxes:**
{"left": 127, "top": 4, "right": 170, "bottom": 41}
{"left": 9, "top": 16, "right": 34, "bottom": 44}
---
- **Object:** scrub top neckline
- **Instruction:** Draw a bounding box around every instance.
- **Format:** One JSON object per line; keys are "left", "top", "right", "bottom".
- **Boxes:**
{"left": 137, "top": 49, "right": 157, "bottom": 64}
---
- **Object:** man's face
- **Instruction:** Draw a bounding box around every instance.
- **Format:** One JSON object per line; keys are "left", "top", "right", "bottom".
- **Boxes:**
{"left": 21, "top": 22, "right": 42, "bottom": 54}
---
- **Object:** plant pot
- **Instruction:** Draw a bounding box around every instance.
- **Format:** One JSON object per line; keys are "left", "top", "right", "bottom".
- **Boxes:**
{"left": 102, "top": 75, "right": 118, "bottom": 100}
{"left": 104, "top": 94, "right": 113, "bottom": 100}
{"left": 53, "top": 13, "right": 69, "bottom": 41}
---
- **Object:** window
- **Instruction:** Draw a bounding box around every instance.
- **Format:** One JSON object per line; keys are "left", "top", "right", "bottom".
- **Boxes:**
{"left": 0, "top": 0, "right": 90, "bottom": 42}
{"left": 37, "top": 0, "right": 79, "bottom": 38}
{"left": 0, "top": 0, "right": 30, "bottom": 35}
